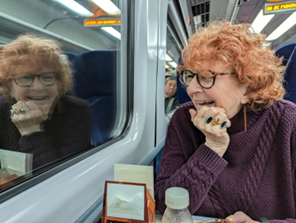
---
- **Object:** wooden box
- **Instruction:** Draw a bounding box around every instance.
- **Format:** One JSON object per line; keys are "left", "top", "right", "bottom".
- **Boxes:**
{"left": 101, "top": 181, "right": 155, "bottom": 223}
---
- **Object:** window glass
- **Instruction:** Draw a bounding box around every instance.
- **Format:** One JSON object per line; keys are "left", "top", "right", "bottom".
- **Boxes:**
{"left": 0, "top": 0, "right": 125, "bottom": 192}
{"left": 165, "top": 26, "right": 181, "bottom": 114}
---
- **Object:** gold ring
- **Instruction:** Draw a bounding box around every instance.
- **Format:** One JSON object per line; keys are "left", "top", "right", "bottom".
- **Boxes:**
{"left": 10, "top": 108, "right": 20, "bottom": 117}
{"left": 212, "top": 118, "right": 220, "bottom": 125}
{"left": 13, "top": 108, "right": 20, "bottom": 115}
{"left": 9, "top": 107, "right": 30, "bottom": 117}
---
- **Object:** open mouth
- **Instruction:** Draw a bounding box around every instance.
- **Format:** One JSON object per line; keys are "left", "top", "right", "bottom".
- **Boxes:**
{"left": 27, "top": 96, "right": 47, "bottom": 100}
{"left": 197, "top": 100, "right": 215, "bottom": 105}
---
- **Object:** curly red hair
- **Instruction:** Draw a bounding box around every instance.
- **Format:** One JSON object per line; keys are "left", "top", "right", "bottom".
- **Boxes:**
{"left": 177, "top": 21, "right": 286, "bottom": 111}
{"left": 0, "top": 34, "right": 72, "bottom": 96}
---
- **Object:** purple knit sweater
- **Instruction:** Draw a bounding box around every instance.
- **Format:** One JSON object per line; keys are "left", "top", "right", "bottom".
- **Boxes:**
{"left": 0, "top": 95, "right": 91, "bottom": 169}
{"left": 155, "top": 100, "right": 296, "bottom": 222}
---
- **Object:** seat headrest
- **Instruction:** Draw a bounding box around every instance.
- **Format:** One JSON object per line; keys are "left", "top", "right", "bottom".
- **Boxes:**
{"left": 276, "top": 43, "right": 296, "bottom": 102}
{"left": 63, "top": 52, "right": 77, "bottom": 63}
{"left": 176, "top": 55, "right": 191, "bottom": 104}
{"left": 72, "top": 50, "right": 118, "bottom": 98}
{"left": 276, "top": 43, "right": 296, "bottom": 66}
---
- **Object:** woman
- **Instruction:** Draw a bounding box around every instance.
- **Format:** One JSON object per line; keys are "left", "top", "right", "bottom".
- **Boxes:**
{"left": 0, "top": 34, "right": 91, "bottom": 169}
{"left": 155, "top": 21, "right": 296, "bottom": 223}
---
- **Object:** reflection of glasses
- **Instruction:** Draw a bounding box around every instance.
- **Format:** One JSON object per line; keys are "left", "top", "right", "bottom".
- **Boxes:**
{"left": 14, "top": 72, "right": 57, "bottom": 87}
{"left": 180, "top": 70, "right": 236, "bottom": 89}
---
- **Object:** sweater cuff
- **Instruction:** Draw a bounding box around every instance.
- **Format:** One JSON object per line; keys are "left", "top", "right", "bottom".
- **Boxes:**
{"left": 19, "top": 131, "right": 47, "bottom": 148}
{"left": 194, "top": 144, "right": 228, "bottom": 174}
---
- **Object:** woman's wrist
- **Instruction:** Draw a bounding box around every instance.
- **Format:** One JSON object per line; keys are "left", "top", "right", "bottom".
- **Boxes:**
{"left": 19, "top": 126, "right": 43, "bottom": 136}
{"left": 204, "top": 142, "right": 227, "bottom": 157}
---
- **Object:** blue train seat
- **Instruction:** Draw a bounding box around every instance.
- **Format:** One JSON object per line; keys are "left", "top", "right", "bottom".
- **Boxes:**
{"left": 275, "top": 43, "right": 296, "bottom": 103}
{"left": 176, "top": 72, "right": 191, "bottom": 104}
{"left": 62, "top": 52, "right": 77, "bottom": 94}
{"left": 155, "top": 147, "right": 163, "bottom": 177}
{"left": 72, "top": 50, "right": 118, "bottom": 145}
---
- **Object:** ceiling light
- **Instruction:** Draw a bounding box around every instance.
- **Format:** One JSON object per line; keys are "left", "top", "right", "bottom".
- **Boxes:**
{"left": 101, "top": 27, "right": 121, "bottom": 40}
{"left": 169, "top": 61, "right": 177, "bottom": 68}
{"left": 91, "top": 0, "right": 121, "bottom": 15}
{"left": 266, "top": 12, "right": 296, "bottom": 41}
{"left": 55, "top": 0, "right": 94, "bottom": 16}
{"left": 166, "top": 54, "right": 173, "bottom": 61}
{"left": 263, "top": 42, "right": 272, "bottom": 48}
{"left": 250, "top": 9, "right": 274, "bottom": 33}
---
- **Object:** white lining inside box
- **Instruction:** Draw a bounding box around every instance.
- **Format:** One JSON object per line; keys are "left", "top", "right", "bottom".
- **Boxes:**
{"left": 107, "top": 183, "right": 145, "bottom": 221}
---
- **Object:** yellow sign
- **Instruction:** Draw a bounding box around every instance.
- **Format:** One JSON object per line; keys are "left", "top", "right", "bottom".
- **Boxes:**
{"left": 84, "top": 19, "right": 121, "bottom": 26}
{"left": 264, "top": 1, "right": 296, "bottom": 14}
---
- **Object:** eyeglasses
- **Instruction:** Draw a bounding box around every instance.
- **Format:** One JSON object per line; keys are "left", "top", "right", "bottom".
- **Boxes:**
{"left": 14, "top": 72, "right": 57, "bottom": 87}
{"left": 180, "top": 70, "right": 236, "bottom": 89}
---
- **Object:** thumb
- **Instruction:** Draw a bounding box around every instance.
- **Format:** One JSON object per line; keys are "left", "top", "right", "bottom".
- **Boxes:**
{"left": 225, "top": 216, "right": 234, "bottom": 223}
{"left": 189, "top": 108, "right": 197, "bottom": 122}
{"left": 225, "top": 211, "right": 254, "bottom": 223}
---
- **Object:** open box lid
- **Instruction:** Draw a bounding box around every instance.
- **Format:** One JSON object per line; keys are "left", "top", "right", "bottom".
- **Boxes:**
{"left": 114, "top": 163, "right": 154, "bottom": 198}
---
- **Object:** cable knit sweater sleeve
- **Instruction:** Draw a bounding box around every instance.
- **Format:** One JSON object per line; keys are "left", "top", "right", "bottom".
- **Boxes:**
{"left": 155, "top": 102, "right": 228, "bottom": 214}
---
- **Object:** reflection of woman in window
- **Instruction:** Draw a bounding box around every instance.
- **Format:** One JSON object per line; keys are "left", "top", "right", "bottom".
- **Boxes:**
{"left": 164, "top": 76, "right": 179, "bottom": 113}
{"left": 0, "top": 34, "right": 91, "bottom": 169}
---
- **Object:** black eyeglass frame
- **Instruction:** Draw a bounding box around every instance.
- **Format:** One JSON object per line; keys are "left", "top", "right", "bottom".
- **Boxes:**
{"left": 13, "top": 72, "right": 57, "bottom": 87}
{"left": 180, "top": 70, "right": 236, "bottom": 89}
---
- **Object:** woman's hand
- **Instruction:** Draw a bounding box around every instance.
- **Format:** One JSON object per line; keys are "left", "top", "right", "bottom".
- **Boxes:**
{"left": 225, "top": 211, "right": 261, "bottom": 223}
{"left": 189, "top": 106, "right": 231, "bottom": 157}
{"left": 10, "top": 100, "right": 50, "bottom": 136}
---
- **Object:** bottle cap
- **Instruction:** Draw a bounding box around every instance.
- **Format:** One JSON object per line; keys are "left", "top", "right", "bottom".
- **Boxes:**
{"left": 165, "top": 187, "right": 189, "bottom": 209}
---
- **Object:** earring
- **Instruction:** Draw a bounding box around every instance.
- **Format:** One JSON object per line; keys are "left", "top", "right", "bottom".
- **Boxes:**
{"left": 243, "top": 105, "right": 247, "bottom": 132}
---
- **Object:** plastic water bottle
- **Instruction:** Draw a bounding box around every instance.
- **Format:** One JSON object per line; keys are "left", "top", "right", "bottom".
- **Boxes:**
{"left": 160, "top": 187, "right": 193, "bottom": 223}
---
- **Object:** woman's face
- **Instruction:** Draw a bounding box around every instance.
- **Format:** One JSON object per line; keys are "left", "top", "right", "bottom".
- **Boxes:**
{"left": 10, "top": 66, "right": 60, "bottom": 110}
{"left": 165, "top": 79, "right": 177, "bottom": 98}
{"left": 187, "top": 61, "right": 249, "bottom": 119}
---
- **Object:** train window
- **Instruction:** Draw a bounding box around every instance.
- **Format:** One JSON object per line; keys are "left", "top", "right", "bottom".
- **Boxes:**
{"left": 165, "top": 26, "right": 181, "bottom": 115}
{"left": 0, "top": 0, "right": 127, "bottom": 193}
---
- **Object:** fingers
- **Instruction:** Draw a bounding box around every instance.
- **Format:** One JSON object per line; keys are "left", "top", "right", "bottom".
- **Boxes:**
{"left": 225, "top": 211, "right": 257, "bottom": 223}
{"left": 191, "top": 106, "right": 231, "bottom": 131}
{"left": 10, "top": 101, "right": 47, "bottom": 120}
{"left": 189, "top": 108, "right": 197, "bottom": 121}
{"left": 209, "top": 111, "right": 231, "bottom": 129}
{"left": 196, "top": 106, "right": 226, "bottom": 119}
{"left": 10, "top": 100, "right": 53, "bottom": 136}
{"left": 190, "top": 106, "right": 231, "bottom": 156}
{"left": 225, "top": 216, "right": 234, "bottom": 223}
{"left": 25, "top": 101, "right": 40, "bottom": 110}
{"left": 10, "top": 101, "right": 32, "bottom": 117}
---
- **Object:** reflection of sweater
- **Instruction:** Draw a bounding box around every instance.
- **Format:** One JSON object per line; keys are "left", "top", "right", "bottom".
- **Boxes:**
{"left": 155, "top": 100, "right": 296, "bottom": 222}
{"left": 0, "top": 95, "right": 91, "bottom": 169}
